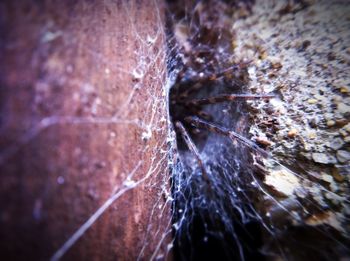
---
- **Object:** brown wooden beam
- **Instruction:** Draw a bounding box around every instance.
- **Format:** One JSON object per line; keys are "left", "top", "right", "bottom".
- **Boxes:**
{"left": 0, "top": 1, "right": 171, "bottom": 260}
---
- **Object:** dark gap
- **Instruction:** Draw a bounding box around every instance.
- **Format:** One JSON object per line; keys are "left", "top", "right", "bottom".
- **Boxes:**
{"left": 166, "top": 1, "right": 264, "bottom": 260}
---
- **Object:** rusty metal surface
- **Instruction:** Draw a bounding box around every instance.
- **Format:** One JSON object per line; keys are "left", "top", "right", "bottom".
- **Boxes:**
{"left": 0, "top": 1, "right": 170, "bottom": 260}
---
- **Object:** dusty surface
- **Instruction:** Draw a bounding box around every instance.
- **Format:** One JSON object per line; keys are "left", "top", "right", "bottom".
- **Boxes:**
{"left": 233, "top": 0, "right": 349, "bottom": 259}
{"left": 0, "top": 1, "right": 171, "bottom": 260}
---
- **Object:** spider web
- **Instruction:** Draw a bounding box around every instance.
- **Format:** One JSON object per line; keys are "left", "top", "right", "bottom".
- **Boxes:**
{"left": 0, "top": 1, "right": 173, "bottom": 260}
{"left": 166, "top": 0, "right": 350, "bottom": 260}
{"left": 1, "top": 0, "right": 349, "bottom": 260}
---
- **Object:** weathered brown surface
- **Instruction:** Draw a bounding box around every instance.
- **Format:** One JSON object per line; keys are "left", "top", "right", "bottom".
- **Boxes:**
{"left": 0, "top": 1, "right": 171, "bottom": 260}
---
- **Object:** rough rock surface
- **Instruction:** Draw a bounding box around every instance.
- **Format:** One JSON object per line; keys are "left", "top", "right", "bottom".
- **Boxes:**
{"left": 233, "top": 0, "right": 349, "bottom": 259}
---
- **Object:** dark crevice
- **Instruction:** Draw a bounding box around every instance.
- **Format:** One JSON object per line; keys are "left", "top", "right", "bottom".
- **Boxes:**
{"left": 166, "top": 1, "right": 264, "bottom": 260}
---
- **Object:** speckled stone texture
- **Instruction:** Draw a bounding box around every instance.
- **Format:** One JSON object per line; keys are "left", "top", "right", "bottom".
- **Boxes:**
{"left": 233, "top": 0, "right": 349, "bottom": 259}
